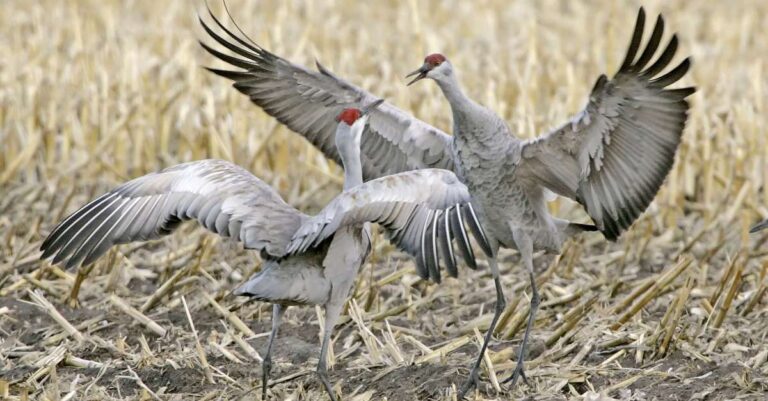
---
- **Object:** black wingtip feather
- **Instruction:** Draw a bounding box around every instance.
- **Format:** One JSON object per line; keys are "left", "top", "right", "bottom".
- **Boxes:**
{"left": 426, "top": 210, "right": 442, "bottom": 284}
{"left": 601, "top": 216, "right": 621, "bottom": 242}
{"left": 207, "top": 67, "right": 254, "bottom": 82}
{"left": 591, "top": 75, "right": 608, "bottom": 95}
{"left": 449, "top": 205, "right": 477, "bottom": 270}
{"left": 199, "top": 41, "right": 255, "bottom": 70}
{"left": 650, "top": 57, "right": 690, "bottom": 87}
{"left": 463, "top": 204, "right": 493, "bottom": 258}
{"left": 204, "top": 2, "right": 265, "bottom": 56}
{"left": 415, "top": 255, "right": 430, "bottom": 280}
{"left": 40, "top": 246, "right": 56, "bottom": 260}
{"left": 421, "top": 210, "right": 440, "bottom": 283}
{"left": 419, "top": 210, "right": 433, "bottom": 280}
{"left": 440, "top": 208, "right": 458, "bottom": 278}
{"left": 642, "top": 35, "right": 678, "bottom": 78}
{"left": 220, "top": 0, "right": 266, "bottom": 53}
{"left": 40, "top": 192, "right": 113, "bottom": 252}
{"left": 199, "top": 15, "right": 258, "bottom": 62}
{"left": 633, "top": 15, "right": 664, "bottom": 71}
{"left": 620, "top": 7, "right": 646, "bottom": 71}
{"left": 571, "top": 223, "right": 599, "bottom": 232}
{"left": 667, "top": 86, "right": 697, "bottom": 100}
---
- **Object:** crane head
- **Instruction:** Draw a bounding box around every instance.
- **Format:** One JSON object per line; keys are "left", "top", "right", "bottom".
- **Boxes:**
{"left": 406, "top": 53, "right": 449, "bottom": 85}
{"left": 334, "top": 99, "right": 385, "bottom": 126}
{"left": 335, "top": 108, "right": 362, "bottom": 126}
{"left": 334, "top": 100, "right": 385, "bottom": 155}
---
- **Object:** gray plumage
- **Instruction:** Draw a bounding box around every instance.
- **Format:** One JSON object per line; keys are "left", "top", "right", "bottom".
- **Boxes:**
{"left": 412, "top": 8, "right": 694, "bottom": 392}
{"left": 289, "top": 169, "right": 474, "bottom": 253}
{"left": 200, "top": 6, "right": 694, "bottom": 395}
{"left": 198, "top": 6, "right": 454, "bottom": 182}
{"left": 39, "top": 160, "right": 305, "bottom": 269}
{"left": 39, "top": 104, "right": 487, "bottom": 401}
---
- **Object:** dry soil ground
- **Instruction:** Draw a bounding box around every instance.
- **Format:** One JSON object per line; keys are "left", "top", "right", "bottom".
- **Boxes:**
{"left": 1, "top": 1, "right": 767, "bottom": 400}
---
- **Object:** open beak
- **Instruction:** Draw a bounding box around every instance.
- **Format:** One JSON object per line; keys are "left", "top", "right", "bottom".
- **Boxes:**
{"left": 406, "top": 64, "right": 430, "bottom": 86}
{"left": 361, "top": 99, "right": 385, "bottom": 116}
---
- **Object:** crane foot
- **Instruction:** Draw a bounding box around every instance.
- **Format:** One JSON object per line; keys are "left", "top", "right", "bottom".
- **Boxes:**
{"left": 501, "top": 362, "right": 530, "bottom": 387}
{"left": 457, "top": 369, "right": 480, "bottom": 399}
{"left": 317, "top": 368, "right": 338, "bottom": 401}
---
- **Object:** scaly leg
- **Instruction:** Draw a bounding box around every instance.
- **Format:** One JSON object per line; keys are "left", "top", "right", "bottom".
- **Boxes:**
{"left": 317, "top": 298, "right": 344, "bottom": 401}
{"left": 68, "top": 264, "right": 94, "bottom": 308}
{"left": 262, "top": 304, "right": 285, "bottom": 400}
{"left": 458, "top": 254, "right": 506, "bottom": 399}
{"left": 502, "top": 231, "right": 538, "bottom": 387}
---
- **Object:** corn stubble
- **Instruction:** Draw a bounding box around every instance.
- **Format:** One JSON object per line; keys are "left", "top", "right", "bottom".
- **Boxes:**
{"left": 1, "top": 1, "right": 767, "bottom": 400}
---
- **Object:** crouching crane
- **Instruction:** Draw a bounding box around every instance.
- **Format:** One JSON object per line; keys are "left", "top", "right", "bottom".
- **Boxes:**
{"left": 39, "top": 101, "right": 491, "bottom": 401}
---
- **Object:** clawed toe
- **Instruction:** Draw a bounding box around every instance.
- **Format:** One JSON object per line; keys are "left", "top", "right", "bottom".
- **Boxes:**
{"left": 457, "top": 371, "right": 480, "bottom": 399}
{"left": 501, "top": 363, "right": 530, "bottom": 388}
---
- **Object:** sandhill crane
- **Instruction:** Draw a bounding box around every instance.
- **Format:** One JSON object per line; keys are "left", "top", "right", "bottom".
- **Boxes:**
{"left": 199, "top": 6, "right": 694, "bottom": 396}
{"left": 39, "top": 101, "right": 491, "bottom": 401}
{"left": 405, "top": 8, "right": 694, "bottom": 393}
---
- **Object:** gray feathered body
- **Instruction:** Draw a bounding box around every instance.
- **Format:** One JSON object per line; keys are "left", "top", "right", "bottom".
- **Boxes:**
{"left": 449, "top": 98, "right": 562, "bottom": 253}
{"left": 236, "top": 252, "right": 329, "bottom": 306}
{"left": 435, "top": 9, "right": 693, "bottom": 253}
{"left": 236, "top": 224, "right": 370, "bottom": 306}
{"left": 199, "top": 7, "right": 691, "bottom": 278}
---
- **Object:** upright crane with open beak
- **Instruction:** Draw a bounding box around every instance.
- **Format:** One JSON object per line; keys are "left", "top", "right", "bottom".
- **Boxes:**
{"left": 200, "top": 6, "right": 694, "bottom": 397}
{"left": 39, "top": 101, "right": 491, "bottom": 401}
{"left": 404, "top": 8, "right": 694, "bottom": 394}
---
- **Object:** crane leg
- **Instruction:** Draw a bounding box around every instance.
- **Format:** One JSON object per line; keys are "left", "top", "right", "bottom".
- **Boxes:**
{"left": 458, "top": 255, "right": 506, "bottom": 399}
{"left": 317, "top": 298, "right": 344, "bottom": 401}
{"left": 262, "top": 304, "right": 286, "bottom": 400}
{"left": 502, "top": 231, "right": 538, "bottom": 387}
{"left": 68, "top": 264, "right": 94, "bottom": 308}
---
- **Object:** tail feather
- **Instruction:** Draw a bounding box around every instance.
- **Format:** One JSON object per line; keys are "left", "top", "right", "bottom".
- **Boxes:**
{"left": 569, "top": 222, "right": 599, "bottom": 233}
{"left": 234, "top": 259, "right": 330, "bottom": 306}
{"left": 555, "top": 218, "right": 599, "bottom": 238}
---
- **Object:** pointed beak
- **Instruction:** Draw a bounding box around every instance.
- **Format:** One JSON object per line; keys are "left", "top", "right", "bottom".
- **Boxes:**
{"left": 406, "top": 64, "right": 430, "bottom": 86}
{"left": 361, "top": 99, "right": 385, "bottom": 116}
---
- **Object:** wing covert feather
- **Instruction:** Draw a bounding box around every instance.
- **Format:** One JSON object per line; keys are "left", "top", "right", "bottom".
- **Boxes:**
{"left": 518, "top": 8, "right": 694, "bottom": 240}
{"left": 40, "top": 160, "right": 306, "bottom": 268}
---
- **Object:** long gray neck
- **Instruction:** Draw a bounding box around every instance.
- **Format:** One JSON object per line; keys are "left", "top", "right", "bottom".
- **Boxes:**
{"left": 435, "top": 74, "right": 475, "bottom": 113}
{"left": 338, "top": 140, "right": 363, "bottom": 190}
{"left": 436, "top": 73, "right": 513, "bottom": 149}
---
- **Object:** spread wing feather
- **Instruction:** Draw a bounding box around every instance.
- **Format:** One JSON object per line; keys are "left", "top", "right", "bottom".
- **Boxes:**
{"left": 286, "top": 169, "right": 491, "bottom": 282}
{"left": 200, "top": 8, "right": 455, "bottom": 180}
{"left": 40, "top": 159, "right": 306, "bottom": 268}
{"left": 518, "top": 8, "right": 695, "bottom": 240}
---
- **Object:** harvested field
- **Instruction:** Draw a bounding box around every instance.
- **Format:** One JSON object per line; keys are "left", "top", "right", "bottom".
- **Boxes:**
{"left": 1, "top": 0, "right": 768, "bottom": 400}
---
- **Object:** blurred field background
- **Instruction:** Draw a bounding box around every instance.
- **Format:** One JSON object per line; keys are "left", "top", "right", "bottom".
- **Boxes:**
{"left": 1, "top": 0, "right": 768, "bottom": 400}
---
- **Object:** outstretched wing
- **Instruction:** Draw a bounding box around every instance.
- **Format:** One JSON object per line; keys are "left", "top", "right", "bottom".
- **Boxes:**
{"left": 199, "top": 7, "right": 454, "bottom": 180}
{"left": 287, "top": 169, "right": 492, "bottom": 283}
{"left": 40, "top": 159, "right": 306, "bottom": 269}
{"left": 517, "top": 8, "right": 695, "bottom": 240}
